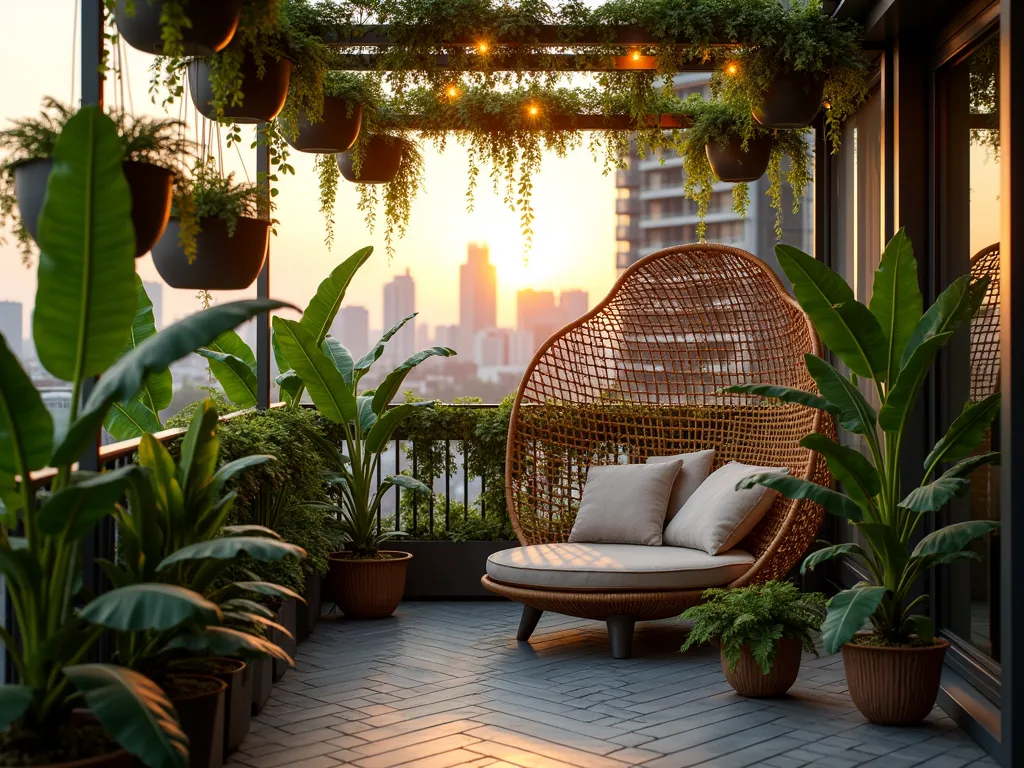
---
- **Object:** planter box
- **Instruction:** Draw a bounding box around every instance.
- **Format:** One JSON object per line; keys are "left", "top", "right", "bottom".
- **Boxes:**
{"left": 271, "top": 598, "right": 298, "bottom": 682}
{"left": 296, "top": 571, "right": 322, "bottom": 643}
{"left": 250, "top": 656, "right": 272, "bottom": 715}
{"left": 392, "top": 540, "right": 518, "bottom": 598}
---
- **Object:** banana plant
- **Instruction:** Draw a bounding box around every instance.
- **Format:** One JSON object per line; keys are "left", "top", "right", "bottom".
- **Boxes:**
{"left": 0, "top": 105, "right": 292, "bottom": 768}
{"left": 725, "top": 229, "right": 1000, "bottom": 653}
{"left": 81, "top": 400, "right": 306, "bottom": 681}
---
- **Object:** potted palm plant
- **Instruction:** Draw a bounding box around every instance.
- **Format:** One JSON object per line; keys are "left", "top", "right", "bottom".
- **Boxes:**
{"left": 726, "top": 229, "right": 1001, "bottom": 725}
{"left": 0, "top": 104, "right": 287, "bottom": 767}
{"left": 0, "top": 98, "right": 190, "bottom": 262}
{"left": 681, "top": 582, "right": 827, "bottom": 698}
{"left": 113, "top": 0, "right": 243, "bottom": 56}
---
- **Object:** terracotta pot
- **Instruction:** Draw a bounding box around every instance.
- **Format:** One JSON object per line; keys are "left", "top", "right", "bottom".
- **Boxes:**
{"left": 188, "top": 56, "right": 292, "bottom": 124}
{"left": 285, "top": 98, "right": 363, "bottom": 154}
{"left": 328, "top": 551, "right": 412, "bottom": 619}
{"left": 841, "top": 635, "right": 950, "bottom": 725}
{"left": 753, "top": 70, "right": 826, "bottom": 129}
{"left": 721, "top": 637, "right": 802, "bottom": 698}
{"left": 336, "top": 136, "right": 407, "bottom": 184}
{"left": 114, "top": 0, "right": 242, "bottom": 56}
{"left": 705, "top": 134, "right": 773, "bottom": 183}
{"left": 15, "top": 158, "right": 175, "bottom": 258}
{"left": 150, "top": 215, "right": 269, "bottom": 290}
{"left": 166, "top": 673, "right": 227, "bottom": 768}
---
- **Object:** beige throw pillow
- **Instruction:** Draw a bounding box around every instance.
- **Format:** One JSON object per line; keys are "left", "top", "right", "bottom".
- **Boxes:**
{"left": 568, "top": 460, "right": 684, "bottom": 546}
{"left": 663, "top": 461, "right": 788, "bottom": 554}
{"left": 646, "top": 449, "right": 716, "bottom": 524}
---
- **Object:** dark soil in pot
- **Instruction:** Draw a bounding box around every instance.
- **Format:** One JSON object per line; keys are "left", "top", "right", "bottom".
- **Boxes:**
{"left": 151, "top": 215, "right": 269, "bottom": 290}
{"left": 0, "top": 717, "right": 130, "bottom": 768}
{"left": 188, "top": 56, "right": 292, "bottom": 124}
{"left": 721, "top": 637, "right": 802, "bottom": 698}
{"left": 337, "top": 136, "right": 407, "bottom": 184}
{"left": 705, "top": 134, "right": 773, "bottom": 183}
{"left": 172, "top": 659, "right": 250, "bottom": 756}
{"left": 285, "top": 98, "right": 362, "bottom": 154}
{"left": 752, "top": 70, "right": 826, "bottom": 129}
{"left": 164, "top": 674, "right": 227, "bottom": 768}
{"left": 328, "top": 551, "right": 412, "bottom": 619}
{"left": 15, "top": 158, "right": 175, "bottom": 258}
{"left": 841, "top": 634, "right": 949, "bottom": 725}
{"left": 114, "top": 0, "right": 242, "bottom": 56}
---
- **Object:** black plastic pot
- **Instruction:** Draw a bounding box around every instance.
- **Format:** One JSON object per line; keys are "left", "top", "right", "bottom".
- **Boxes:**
{"left": 285, "top": 98, "right": 362, "bottom": 154}
{"left": 167, "top": 674, "right": 226, "bottom": 768}
{"left": 250, "top": 656, "right": 273, "bottom": 715}
{"left": 15, "top": 158, "right": 174, "bottom": 258}
{"left": 114, "top": 0, "right": 242, "bottom": 56}
{"left": 705, "top": 134, "right": 774, "bottom": 183}
{"left": 337, "top": 136, "right": 407, "bottom": 184}
{"left": 151, "top": 215, "right": 269, "bottom": 290}
{"left": 752, "top": 70, "right": 826, "bottom": 129}
{"left": 188, "top": 56, "right": 292, "bottom": 124}
{"left": 270, "top": 598, "right": 298, "bottom": 682}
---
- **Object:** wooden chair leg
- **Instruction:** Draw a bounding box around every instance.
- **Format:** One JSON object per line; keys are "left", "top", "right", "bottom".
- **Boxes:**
{"left": 606, "top": 615, "right": 636, "bottom": 659}
{"left": 516, "top": 605, "right": 543, "bottom": 641}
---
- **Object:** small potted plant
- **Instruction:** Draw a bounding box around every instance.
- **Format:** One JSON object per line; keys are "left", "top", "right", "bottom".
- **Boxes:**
{"left": 113, "top": 0, "right": 243, "bottom": 56}
{"left": 0, "top": 98, "right": 190, "bottom": 262}
{"left": 727, "top": 229, "right": 1001, "bottom": 725}
{"left": 681, "top": 582, "right": 827, "bottom": 698}
{"left": 151, "top": 157, "right": 272, "bottom": 290}
{"left": 677, "top": 96, "right": 812, "bottom": 240}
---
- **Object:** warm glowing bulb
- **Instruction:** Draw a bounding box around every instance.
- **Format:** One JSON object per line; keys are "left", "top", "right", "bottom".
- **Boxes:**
{"left": 823, "top": 100, "right": 832, "bottom": 109}
{"left": 478, "top": 41, "right": 489, "bottom": 53}
{"left": 726, "top": 63, "right": 738, "bottom": 75}
{"left": 528, "top": 105, "right": 539, "bottom": 116}
{"left": 632, "top": 50, "right": 641, "bottom": 61}
{"left": 447, "top": 86, "right": 458, "bottom": 98}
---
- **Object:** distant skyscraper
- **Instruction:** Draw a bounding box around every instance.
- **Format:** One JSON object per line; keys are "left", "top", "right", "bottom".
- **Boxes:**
{"left": 0, "top": 300, "right": 23, "bottom": 360}
{"left": 459, "top": 242, "right": 497, "bottom": 354}
{"left": 383, "top": 269, "right": 416, "bottom": 364}
{"left": 143, "top": 281, "right": 164, "bottom": 329}
{"left": 331, "top": 306, "right": 370, "bottom": 354}
{"left": 434, "top": 324, "right": 460, "bottom": 350}
{"left": 559, "top": 290, "right": 589, "bottom": 324}
{"left": 517, "top": 289, "right": 560, "bottom": 348}
{"left": 415, "top": 322, "right": 431, "bottom": 352}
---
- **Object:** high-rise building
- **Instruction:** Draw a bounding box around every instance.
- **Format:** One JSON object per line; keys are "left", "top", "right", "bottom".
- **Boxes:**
{"left": 0, "top": 301, "right": 23, "bottom": 360}
{"left": 559, "top": 290, "right": 589, "bottom": 324}
{"left": 459, "top": 242, "right": 497, "bottom": 353}
{"left": 516, "top": 289, "right": 560, "bottom": 349}
{"left": 143, "top": 281, "right": 164, "bottom": 329}
{"left": 331, "top": 305, "right": 370, "bottom": 354}
{"left": 383, "top": 269, "right": 416, "bottom": 364}
{"left": 615, "top": 73, "right": 813, "bottom": 285}
{"left": 434, "top": 324, "right": 460, "bottom": 350}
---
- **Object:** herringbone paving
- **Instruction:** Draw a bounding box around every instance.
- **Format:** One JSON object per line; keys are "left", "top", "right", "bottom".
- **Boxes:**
{"left": 228, "top": 601, "right": 996, "bottom": 768}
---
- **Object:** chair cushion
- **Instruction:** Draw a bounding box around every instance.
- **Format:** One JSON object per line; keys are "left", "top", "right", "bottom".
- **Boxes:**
{"left": 567, "top": 460, "right": 683, "bottom": 546}
{"left": 486, "top": 543, "right": 755, "bottom": 592}
{"left": 646, "top": 449, "right": 716, "bottom": 523}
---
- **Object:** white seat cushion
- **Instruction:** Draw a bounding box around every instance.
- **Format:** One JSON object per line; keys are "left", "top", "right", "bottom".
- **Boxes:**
{"left": 486, "top": 543, "right": 755, "bottom": 592}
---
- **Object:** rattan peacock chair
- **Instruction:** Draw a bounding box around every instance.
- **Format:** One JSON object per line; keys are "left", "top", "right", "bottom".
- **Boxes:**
{"left": 482, "top": 243, "right": 834, "bottom": 658}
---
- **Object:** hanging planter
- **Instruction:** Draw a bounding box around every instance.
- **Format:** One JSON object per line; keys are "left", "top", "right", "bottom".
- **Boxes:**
{"left": 337, "top": 135, "right": 408, "bottom": 184}
{"left": 189, "top": 55, "right": 293, "bottom": 124}
{"left": 15, "top": 158, "right": 174, "bottom": 258}
{"left": 752, "top": 71, "right": 827, "bottom": 129}
{"left": 114, "top": 0, "right": 242, "bottom": 56}
{"left": 705, "top": 134, "right": 773, "bottom": 183}
{"left": 152, "top": 214, "right": 269, "bottom": 290}
{"left": 285, "top": 97, "right": 362, "bottom": 154}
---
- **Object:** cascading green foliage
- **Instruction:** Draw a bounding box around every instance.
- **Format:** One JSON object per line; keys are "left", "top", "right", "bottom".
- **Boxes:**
{"left": 680, "top": 582, "right": 827, "bottom": 674}
{"left": 0, "top": 104, "right": 290, "bottom": 767}
{"left": 725, "top": 229, "right": 1001, "bottom": 653}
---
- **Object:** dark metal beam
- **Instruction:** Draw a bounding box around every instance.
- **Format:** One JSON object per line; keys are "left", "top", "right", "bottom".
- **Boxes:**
{"left": 330, "top": 52, "right": 715, "bottom": 72}
{"left": 324, "top": 25, "right": 737, "bottom": 48}
{"left": 378, "top": 114, "right": 690, "bottom": 131}
{"left": 255, "top": 126, "right": 272, "bottom": 410}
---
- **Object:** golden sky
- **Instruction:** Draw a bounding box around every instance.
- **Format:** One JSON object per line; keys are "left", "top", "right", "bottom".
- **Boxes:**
{"left": 0, "top": 0, "right": 617, "bottom": 335}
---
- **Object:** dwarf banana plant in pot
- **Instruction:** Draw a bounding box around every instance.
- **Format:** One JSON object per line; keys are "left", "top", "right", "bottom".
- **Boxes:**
{"left": 726, "top": 229, "right": 999, "bottom": 725}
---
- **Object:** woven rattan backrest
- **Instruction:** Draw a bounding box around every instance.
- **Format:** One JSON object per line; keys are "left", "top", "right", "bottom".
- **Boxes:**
{"left": 970, "top": 243, "right": 1000, "bottom": 402}
{"left": 505, "top": 244, "right": 829, "bottom": 570}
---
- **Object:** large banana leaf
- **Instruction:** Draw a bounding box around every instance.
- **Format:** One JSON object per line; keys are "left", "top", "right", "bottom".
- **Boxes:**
{"left": 34, "top": 106, "right": 136, "bottom": 382}
{"left": 776, "top": 244, "right": 887, "bottom": 379}
{"left": 923, "top": 393, "right": 1002, "bottom": 477}
{"left": 0, "top": 333, "right": 53, "bottom": 475}
{"left": 901, "top": 275, "right": 982, "bottom": 368}
{"left": 138, "top": 433, "right": 185, "bottom": 530}
{"left": 226, "top": 581, "right": 304, "bottom": 602}
{"left": 0, "top": 685, "right": 34, "bottom": 730}
{"left": 799, "top": 433, "right": 880, "bottom": 511}
{"left": 178, "top": 399, "right": 220, "bottom": 510}
{"left": 36, "top": 465, "right": 142, "bottom": 540}
{"left": 372, "top": 348, "right": 457, "bottom": 412}
{"left": 64, "top": 664, "right": 188, "bottom": 768}
{"left": 197, "top": 348, "right": 258, "bottom": 408}
{"left": 208, "top": 329, "right": 256, "bottom": 368}
{"left": 104, "top": 396, "right": 164, "bottom": 442}
{"left": 299, "top": 247, "right": 374, "bottom": 344}
{"left": 801, "top": 543, "right": 868, "bottom": 574}
{"left": 353, "top": 313, "right": 417, "bottom": 380}
{"left": 53, "top": 299, "right": 291, "bottom": 466}
{"left": 321, "top": 337, "right": 355, "bottom": 387}
{"left": 877, "top": 332, "right": 954, "bottom": 432}
{"left": 804, "top": 355, "right": 877, "bottom": 436}
{"left": 868, "top": 228, "right": 922, "bottom": 386}
{"left": 156, "top": 536, "right": 305, "bottom": 570}
{"left": 165, "top": 626, "right": 294, "bottom": 665}
{"left": 912, "top": 520, "right": 1001, "bottom": 559}
{"left": 720, "top": 383, "right": 839, "bottom": 415}
{"left": 273, "top": 318, "right": 354, "bottom": 424}
{"left": 737, "top": 472, "right": 863, "bottom": 521}
{"left": 80, "top": 583, "right": 221, "bottom": 631}
{"left": 366, "top": 402, "right": 434, "bottom": 453}
{"left": 821, "top": 586, "right": 887, "bottom": 654}
{"left": 898, "top": 477, "right": 969, "bottom": 513}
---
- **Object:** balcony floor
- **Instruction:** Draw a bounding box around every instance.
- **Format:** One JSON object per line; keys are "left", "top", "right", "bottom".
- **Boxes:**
{"left": 229, "top": 601, "right": 996, "bottom": 768}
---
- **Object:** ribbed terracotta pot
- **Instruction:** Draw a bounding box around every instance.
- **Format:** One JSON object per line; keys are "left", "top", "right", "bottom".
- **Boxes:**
{"left": 722, "top": 637, "right": 802, "bottom": 698}
{"left": 705, "top": 134, "right": 773, "bottom": 183}
{"left": 752, "top": 70, "right": 826, "bottom": 129}
{"left": 328, "top": 551, "right": 412, "bottom": 619}
{"left": 842, "top": 635, "right": 949, "bottom": 725}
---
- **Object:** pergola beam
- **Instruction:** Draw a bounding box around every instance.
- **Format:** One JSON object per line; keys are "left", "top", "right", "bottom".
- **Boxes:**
{"left": 330, "top": 53, "right": 717, "bottom": 72}
{"left": 378, "top": 114, "right": 689, "bottom": 131}
{"left": 323, "top": 25, "right": 736, "bottom": 48}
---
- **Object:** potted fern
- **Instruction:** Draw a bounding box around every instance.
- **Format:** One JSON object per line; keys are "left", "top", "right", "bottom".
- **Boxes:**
{"left": 681, "top": 582, "right": 827, "bottom": 698}
{"left": 726, "top": 229, "right": 1001, "bottom": 724}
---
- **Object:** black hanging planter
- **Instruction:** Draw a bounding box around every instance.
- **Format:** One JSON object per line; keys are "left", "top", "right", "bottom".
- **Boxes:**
{"left": 188, "top": 56, "right": 292, "bottom": 124}
{"left": 337, "top": 135, "right": 407, "bottom": 184}
{"left": 285, "top": 97, "right": 363, "bottom": 154}
{"left": 114, "top": 0, "right": 242, "bottom": 56}
{"left": 705, "top": 134, "right": 774, "bottom": 183}
{"left": 151, "top": 215, "right": 269, "bottom": 290}
{"left": 752, "top": 70, "right": 826, "bottom": 129}
{"left": 15, "top": 158, "right": 174, "bottom": 258}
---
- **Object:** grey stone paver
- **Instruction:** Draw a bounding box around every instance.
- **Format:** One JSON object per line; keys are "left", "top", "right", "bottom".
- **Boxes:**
{"left": 226, "top": 601, "right": 991, "bottom": 767}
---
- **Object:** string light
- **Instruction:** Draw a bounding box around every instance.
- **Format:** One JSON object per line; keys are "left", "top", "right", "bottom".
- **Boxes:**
{"left": 477, "top": 41, "right": 489, "bottom": 53}
{"left": 823, "top": 100, "right": 832, "bottom": 109}
{"left": 528, "top": 104, "right": 539, "bottom": 116}
{"left": 631, "top": 50, "right": 641, "bottom": 61}
{"left": 726, "top": 63, "right": 738, "bottom": 75}
{"left": 447, "top": 85, "right": 459, "bottom": 98}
